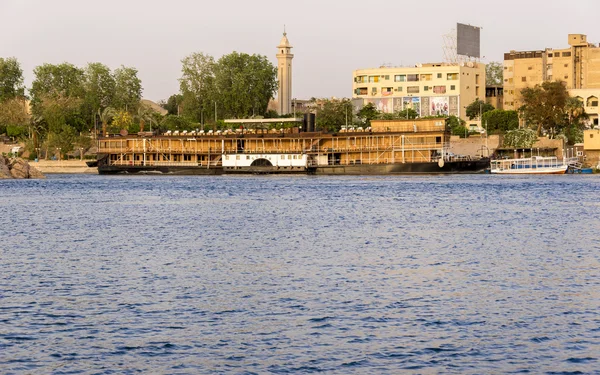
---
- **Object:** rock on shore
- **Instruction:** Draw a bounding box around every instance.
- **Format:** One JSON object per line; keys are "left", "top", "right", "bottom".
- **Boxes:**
{"left": 0, "top": 156, "right": 45, "bottom": 179}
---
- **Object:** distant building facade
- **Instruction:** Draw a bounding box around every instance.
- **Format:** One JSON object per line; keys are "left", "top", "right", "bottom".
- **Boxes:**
{"left": 503, "top": 34, "right": 600, "bottom": 126}
{"left": 352, "top": 62, "right": 486, "bottom": 120}
{"left": 276, "top": 32, "right": 293, "bottom": 115}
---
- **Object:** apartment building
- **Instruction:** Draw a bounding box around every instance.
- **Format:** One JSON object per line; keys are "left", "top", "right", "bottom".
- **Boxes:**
{"left": 352, "top": 62, "right": 486, "bottom": 120}
{"left": 504, "top": 34, "right": 600, "bottom": 126}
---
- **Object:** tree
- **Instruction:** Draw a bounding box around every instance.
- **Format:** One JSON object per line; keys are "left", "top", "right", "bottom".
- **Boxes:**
{"left": 503, "top": 128, "right": 538, "bottom": 148}
{"left": 447, "top": 115, "right": 469, "bottom": 137}
{"left": 0, "top": 98, "right": 29, "bottom": 136}
{"left": 180, "top": 52, "right": 216, "bottom": 122}
{"left": 519, "top": 81, "right": 569, "bottom": 136}
{"left": 486, "top": 61, "right": 503, "bottom": 86}
{"left": 465, "top": 99, "right": 494, "bottom": 120}
{"left": 394, "top": 108, "right": 418, "bottom": 120}
{"left": 356, "top": 102, "right": 379, "bottom": 125}
{"left": 0, "top": 57, "right": 25, "bottom": 102}
{"left": 30, "top": 63, "right": 85, "bottom": 116}
{"left": 112, "top": 66, "right": 142, "bottom": 113}
{"left": 482, "top": 109, "right": 519, "bottom": 133}
{"left": 111, "top": 110, "right": 134, "bottom": 133}
{"left": 98, "top": 107, "right": 116, "bottom": 136}
{"left": 82, "top": 62, "right": 115, "bottom": 124}
{"left": 213, "top": 52, "right": 278, "bottom": 119}
{"left": 315, "top": 99, "right": 354, "bottom": 132}
{"left": 136, "top": 103, "right": 153, "bottom": 132}
{"left": 162, "top": 94, "right": 184, "bottom": 115}
{"left": 563, "top": 96, "right": 587, "bottom": 144}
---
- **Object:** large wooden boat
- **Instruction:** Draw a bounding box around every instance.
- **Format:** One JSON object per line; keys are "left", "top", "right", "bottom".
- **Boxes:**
{"left": 96, "top": 118, "right": 490, "bottom": 175}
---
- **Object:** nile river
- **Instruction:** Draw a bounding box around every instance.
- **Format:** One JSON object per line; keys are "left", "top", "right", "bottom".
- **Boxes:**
{"left": 1, "top": 174, "right": 599, "bottom": 374}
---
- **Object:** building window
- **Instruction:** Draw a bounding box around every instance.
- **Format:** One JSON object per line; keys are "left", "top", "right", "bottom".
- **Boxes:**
{"left": 437, "top": 73, "right": 442, "bottom": 78}
{"left": 407, "top": 86, "right": 420, "bottom": 93}
{"left": 382, "top": 87, "right": 393, "bottom": 96}
{"left": 475, "top": 74, "right": 480, "bottom": 84}
{"left": 508, "top": 78, "right": 514, "bottom": 83}
{"left": 450, "top": 85, "right": 456, "bottom": 90}
{"left": 407, "top": 74, "right": 419, "bottom": 82}
{"left": 564, "top": 75, "right": 569, "bottom": 79}
{"left": 475, "top": 87, "right": 480, "bottom": 96}
{"left": 394, "top": 75, "right": 406, "bottom": 82}
{"left": 433, "top": 86, "right": 447, "bottom": 94}
{"left": 528, "top": 66, "right": 533, "bottom": 70}
{"left": 384, "top": 75, "right": 389, "bottom": 80}
{"left": 371, "top": 87, "right": 377, "bottom": 95}
{"left": 368, "top": 76, "right": 379, "bottom": 83}
{"left": 563, "top": 52, "right": 572, "bottom": 57}
{"left": 424, "top": 86, "right": 429, "bottom": 91}
{"left": 397, "top": 86, "right": 403, "bottom": 92}
{"left": 522, "top": 77, "right": 527, "bottom": 82}
{"left": 447, "top": 73, "right": 459, "bottom": 80}
{"left": 548, "top": 53, "right": 554, "bottom": 57}
{"left": 421, "top": 74, "right": 432, "bottom": 81}
{"left": 564, "top": 64, "right": 569, "bottom": 68}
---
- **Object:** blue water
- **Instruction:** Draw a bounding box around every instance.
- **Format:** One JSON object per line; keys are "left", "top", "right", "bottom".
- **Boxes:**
{"left": 1, "top": 174, "right": 599, "bottom": 374}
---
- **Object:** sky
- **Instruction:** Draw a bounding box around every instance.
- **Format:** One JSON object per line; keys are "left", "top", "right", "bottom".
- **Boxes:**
{"left": 2, "top": 0, "right": 600, "bottom": 103}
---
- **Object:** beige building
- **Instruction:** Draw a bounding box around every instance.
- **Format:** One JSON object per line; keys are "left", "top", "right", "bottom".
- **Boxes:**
{"left": 276, "top": 32, "right": 293, "bottom": 115}
{"left": 583, "top": 129, "right": 600, "bottom": 167}
{"left": 504, "top": 34, "right": 600, "bottom": 126}
{"left": 352, "top": 62, "right": 486, "bottom": 120}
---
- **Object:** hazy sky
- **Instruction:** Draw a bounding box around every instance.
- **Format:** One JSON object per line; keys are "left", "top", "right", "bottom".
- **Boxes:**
{"left": 2, "top": 0, "right": 600, "bottom": 102}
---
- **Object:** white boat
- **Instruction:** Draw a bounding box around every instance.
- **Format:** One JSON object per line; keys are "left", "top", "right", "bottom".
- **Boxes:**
{"left": 490, "top": 156, "right": 570, "bottom": 174}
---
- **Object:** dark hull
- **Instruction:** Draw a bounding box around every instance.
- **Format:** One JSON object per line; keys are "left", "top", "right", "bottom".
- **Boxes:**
{"left": 311, "top": 159, "right": 490, "bottom": 175}
{"left": 98, "top": 165, "right": 223, "bottom": 175}
{"left": 98, "top": 159, "right": 489, "bottom": 175}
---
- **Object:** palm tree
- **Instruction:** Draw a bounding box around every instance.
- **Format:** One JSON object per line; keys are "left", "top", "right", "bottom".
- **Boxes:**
{"left": 98, "top": 107, "right": 116, "bottom": 137}
{"left": 136, "top": 104, "right": 152, "bottom": 132}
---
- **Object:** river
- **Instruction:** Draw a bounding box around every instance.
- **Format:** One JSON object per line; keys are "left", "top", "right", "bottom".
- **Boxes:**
{"left": 1, "top": 174, "right": 599, "bottom": 374}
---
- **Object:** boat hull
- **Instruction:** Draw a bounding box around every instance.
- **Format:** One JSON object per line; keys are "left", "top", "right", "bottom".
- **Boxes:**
{"left": 490, "top": 166, "right": 568, "bottom": 174}
{"left": 98, "top": 159, "right": 489, "bottom": 175}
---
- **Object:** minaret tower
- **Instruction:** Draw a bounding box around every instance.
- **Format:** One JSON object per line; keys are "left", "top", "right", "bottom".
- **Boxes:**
{"left": 276, "top": 28, "right": 293, "bottom": 115}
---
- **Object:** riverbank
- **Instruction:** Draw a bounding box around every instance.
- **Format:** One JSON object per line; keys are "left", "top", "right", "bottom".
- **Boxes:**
{"left": 32, "top": 160, "right": 98, "bottom": 174}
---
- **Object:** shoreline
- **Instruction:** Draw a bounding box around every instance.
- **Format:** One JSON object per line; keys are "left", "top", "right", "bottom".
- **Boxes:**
{"left": 31, "top": 160, "right": 98, "bottom": 174}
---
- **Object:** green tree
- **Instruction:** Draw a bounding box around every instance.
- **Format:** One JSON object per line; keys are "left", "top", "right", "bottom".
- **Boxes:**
{"left": 30, "top": 63, "right": 85, "bottom": 117}
{"left": 447, "top": 115, "right": 469, "bottom": 137}
{"left": 112, "top": 66, "right": 142, "bottom": 113}
{"left": 0, "top": 57, "right": 25, "bottom": 102}
{"left": 213, "top": 52, "right": 278, "bottom": 119}
{"left": 98, "top": 107, "right": 116, "bottom": 136}
{"left": 520, "top": 81, "right": 569, "bottom": 136}
{"left": 481, "top": 109, "right": 519, "bottom": 133}
{"left": 0, "top": 98, "right": 29, "bottom": 136}
{"left": 394, "top": 108, "right": 418, "bottom": 120}
{"left": 180, "top": 52, "right": 216, "bottom": 122}
{"left": 82, "top": 62, "right": 115, "bottom": 124}
{"left": 465, "top": 99, "right": 494, "bottom": 120}
{"left": 315, "top": 99, "right": 354, "bottom": 132}
{"left": 162, "top": 94, "right": 184, "bottom": 115}
{"left": 357, "top": 102, "right": 379, "bottom": 125}
{"left": 562, "top": 97, "right": 587, "bottom": 144}
{"left": 503, "top": 128, "right": 538, "bottom": 148}
{"left": 486, "top": 61, "right": 503, "bottom": 86}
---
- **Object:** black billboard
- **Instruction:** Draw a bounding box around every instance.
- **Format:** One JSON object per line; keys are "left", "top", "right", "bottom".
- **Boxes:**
{"left": 457, "top": 23, "right": 481, "bottom": 58}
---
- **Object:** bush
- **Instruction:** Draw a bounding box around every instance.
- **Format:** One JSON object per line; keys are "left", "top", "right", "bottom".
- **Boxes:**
{"left": 503, "top": 128, "right": 538, "bottom": 148}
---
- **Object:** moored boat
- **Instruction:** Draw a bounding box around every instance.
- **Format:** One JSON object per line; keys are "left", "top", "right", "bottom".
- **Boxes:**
{"left": 96, "top": 118, "right": 490, "bottom": 175}
{"left": 489, "top": 156, "right": 571, "bottom": 174}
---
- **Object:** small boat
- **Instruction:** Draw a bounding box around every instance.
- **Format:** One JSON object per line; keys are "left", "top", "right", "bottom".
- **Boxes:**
{"left": 489, "top": 156, "right": 569, "bottom": 174}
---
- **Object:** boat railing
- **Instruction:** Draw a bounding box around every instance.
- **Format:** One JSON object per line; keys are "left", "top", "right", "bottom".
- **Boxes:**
{"left": 109, "top": 160, "right": 223, "bottom": 167}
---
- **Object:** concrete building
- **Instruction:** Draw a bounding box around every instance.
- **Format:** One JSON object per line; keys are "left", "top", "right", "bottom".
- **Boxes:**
{"left": 276, "top": 31, "right": 293, "bottom": 115}
{"left": 503, "top": 34, "right": 600, "bottom": 126}
{"left": 583, "top": 129, "right": 600, "bottom": 167}
{"left": 352, "top": 62, "right": 486, "bottom": 120}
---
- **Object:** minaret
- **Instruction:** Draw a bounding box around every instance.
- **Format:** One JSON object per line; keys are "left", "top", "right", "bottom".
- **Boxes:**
{"left": 276, "top": 29, "right": 293, "bottom": 115}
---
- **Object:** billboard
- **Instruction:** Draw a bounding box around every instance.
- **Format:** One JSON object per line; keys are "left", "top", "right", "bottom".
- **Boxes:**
{"left": 457, "top": 23, "right": 480, "bottom": 58}
{"left": 431, "top": 97, "right": 449, "bottom": 116}
{"left": 365, "top": 98, "right": 393, "bottom": 113}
